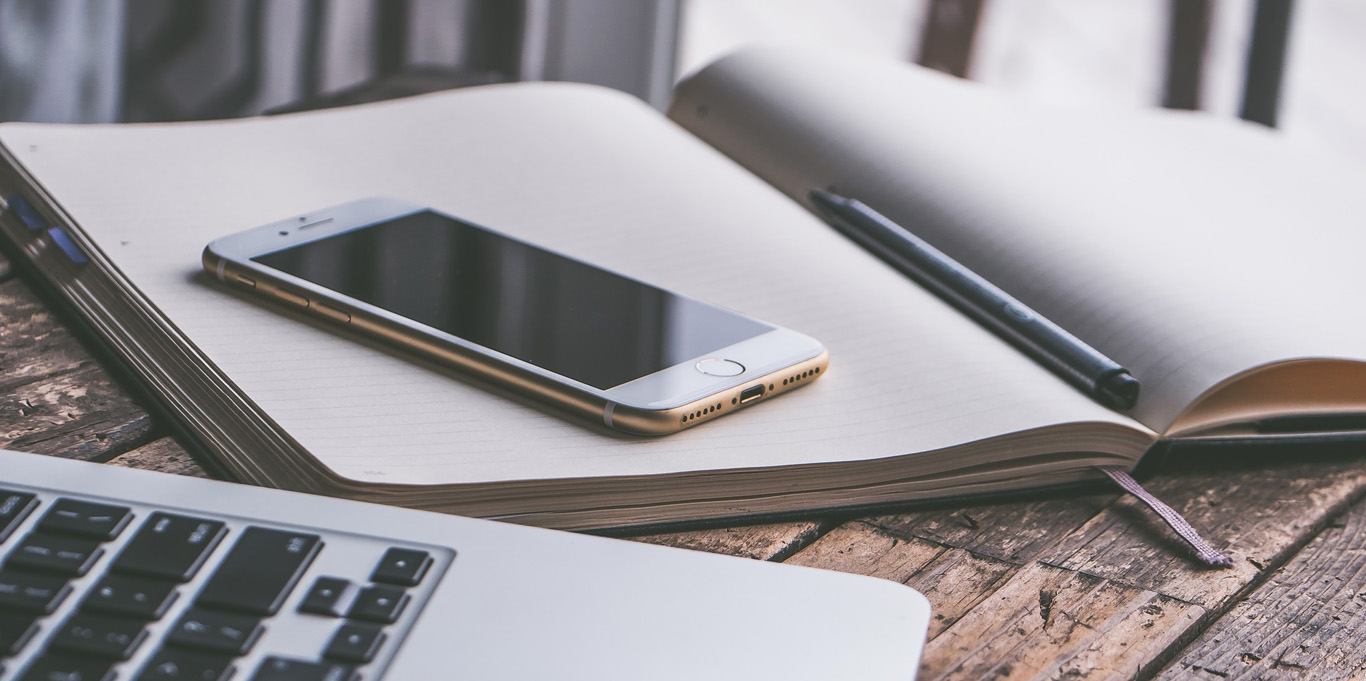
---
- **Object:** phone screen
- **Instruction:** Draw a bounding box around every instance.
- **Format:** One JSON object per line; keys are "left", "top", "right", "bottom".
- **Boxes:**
{"left": 253, "top": 210, "right": 771, "bottom": 390}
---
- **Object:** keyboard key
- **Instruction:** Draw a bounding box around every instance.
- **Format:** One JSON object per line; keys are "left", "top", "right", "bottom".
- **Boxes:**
{"left": 166, "top": 608, "right": 263, "bottom": 656}
{"left": 323, "top": 623, "right": 386, "bottom": 663}
{"left": 0, "top": 569, "right": 72, "bottom": 613}
{"left": 113, "top": 513, "right": 226, "bottom": 582}
{"left": 250, "top": 657, "right": 357, "bottom": 681}
{"left": 37, "top": 499, "right": 132, "bottom": 541}
{"left": 6, "top": 533, "right": 103, "bottom": 576}
{"left": 0, "top": 611, "right": 39, "bottom": 656}
{"left": 136, "top": 648, "right": 235, "bottom": 681}
{"left": 0, "top": 490, "right": 38, "bottom": 543}
{"left": 371, "top": 547, "right": 433, "bottom": 586}
{"left": 196, "top": 527, "right": 321, "bottom": 616}
{"left": 50, "top": 612, "right": 147, "bottom": 660}
{"left": 299, "top": 577, "right": 358, "bottom": 617}
{"left": 82, "top": 573, "right": 179, "bottom": 620}
{"left": 17, "top": 655, "right": 114, "bottom": 681}
{"left": 347, "top": 585, "right": 409, "bottom": 623}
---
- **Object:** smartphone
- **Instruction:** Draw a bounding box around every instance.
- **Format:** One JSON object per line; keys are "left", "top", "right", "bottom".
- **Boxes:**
{"left": 203, "top": 198, "right": 828, "bottom": 435}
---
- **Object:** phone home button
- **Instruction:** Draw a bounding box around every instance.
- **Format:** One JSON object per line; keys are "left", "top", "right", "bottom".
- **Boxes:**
{"left": 695, "top": 358, "right": 745, "bottom": 377}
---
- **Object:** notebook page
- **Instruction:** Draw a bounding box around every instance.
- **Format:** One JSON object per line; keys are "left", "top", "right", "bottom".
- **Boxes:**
{"left": 0, "top": 83, "right": 1138, "bottom": 486}
{"left": 672, "top": 47, "right": 1366, "bottom": 434}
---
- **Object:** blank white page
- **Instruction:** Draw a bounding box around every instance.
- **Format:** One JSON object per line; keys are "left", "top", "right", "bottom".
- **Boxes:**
{"left": 0, "top": 83, "right": 1135, "bottom": 485}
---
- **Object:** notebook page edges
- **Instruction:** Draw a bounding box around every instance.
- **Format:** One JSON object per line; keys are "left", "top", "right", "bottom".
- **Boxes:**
{"left": 670, "top": 46, "right": 1366, "bottom": 435}
{"left": 0, "top": 82, "right": 1143, "bottom": 486}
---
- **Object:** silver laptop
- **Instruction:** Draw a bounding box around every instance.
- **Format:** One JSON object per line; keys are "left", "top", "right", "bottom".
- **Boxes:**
{"left": 0, "top": 448, "right": 929, "bottom": 680}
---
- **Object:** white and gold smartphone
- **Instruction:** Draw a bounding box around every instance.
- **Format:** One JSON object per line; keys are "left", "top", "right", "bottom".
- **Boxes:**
{"left": 203, "top": 198, "right": 828, "bottom": 435}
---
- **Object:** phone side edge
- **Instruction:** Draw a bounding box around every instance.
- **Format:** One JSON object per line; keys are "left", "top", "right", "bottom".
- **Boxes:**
{"left": 202, "top": 249, "right": 620, "bottom": 427}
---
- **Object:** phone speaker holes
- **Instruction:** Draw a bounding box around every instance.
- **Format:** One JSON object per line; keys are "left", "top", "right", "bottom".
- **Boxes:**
{"left": 782, "top": 366, "right": 821, "bottom": 387}
{"left": 682, "top": 403, "right": 724, "bottom": 424}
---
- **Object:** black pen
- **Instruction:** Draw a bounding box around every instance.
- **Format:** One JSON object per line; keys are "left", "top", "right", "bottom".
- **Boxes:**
{"left": 808, "top": 189, "right": 1140, "bottom": 411}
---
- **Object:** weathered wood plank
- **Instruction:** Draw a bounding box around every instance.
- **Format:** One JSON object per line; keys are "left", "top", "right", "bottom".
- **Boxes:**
{"left": 106, "top": 436, "right": 210, "bottom": 478}
{"left": 859, "top": 449, "right": 1366, "bottom": 608}
{"left": 1159, "top": 496, "right": 1366, "bottom": 680}
{"left": 923, "top": 562, "right": 1204, "bottom": 681}
{"left": 785, "top": 449, "right": 1366, "bottom": 681}
{"left": 864, "top": 493, "right": 1116, "bottom": 564}
{"left": 1040, "top": 452, "right": 1366, "bottom": 607}
{"left": 784, "top": 522, "right": 1017, "bottom": 639}
{"left": 0, "top": 278, "right": 154, "bottom": 460}
{"left": 632, "top": 521, "right": 827, "bottom": 561}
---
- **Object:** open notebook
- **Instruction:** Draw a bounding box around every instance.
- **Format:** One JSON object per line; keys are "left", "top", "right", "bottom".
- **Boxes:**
{"left": 1, "top": 46, "right": 1363, "bottom": 533}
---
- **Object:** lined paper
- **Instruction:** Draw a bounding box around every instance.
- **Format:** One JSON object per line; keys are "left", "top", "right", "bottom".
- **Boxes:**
{"left": 0, "top": 82, "right": 1136, "bottom": 487}
{"left": 672, "top": 46, "right": 1366, "bottom": 434}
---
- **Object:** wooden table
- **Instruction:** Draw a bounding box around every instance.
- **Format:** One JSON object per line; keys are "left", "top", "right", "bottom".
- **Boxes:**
{"left": 3, "top": 255, "right": 1364, "bottom": 681}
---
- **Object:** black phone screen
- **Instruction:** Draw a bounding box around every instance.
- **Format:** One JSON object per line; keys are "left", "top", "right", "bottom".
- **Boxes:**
{"left": 253, "top": 210, "right": 771, "bottom": 390}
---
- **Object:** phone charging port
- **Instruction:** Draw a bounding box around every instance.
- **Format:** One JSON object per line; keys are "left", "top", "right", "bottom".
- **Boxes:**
{"left": 739, "top": 385, "right": 765, "bottom": 404}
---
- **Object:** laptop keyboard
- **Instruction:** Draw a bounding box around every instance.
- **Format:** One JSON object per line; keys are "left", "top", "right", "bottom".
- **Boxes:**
{"left": 0, "top": 485, "right": 452, "bottom": 681}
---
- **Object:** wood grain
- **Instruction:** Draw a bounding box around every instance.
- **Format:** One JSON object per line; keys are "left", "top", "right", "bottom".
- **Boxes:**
{"left": 922, "top": 562, "right": 1204, "bottom": 681}
{"left": 784, "top": 522, "right": 1206, "bottom": 681}
{"left": 785, "top": 522, "right": 1017, "bottom": 639}
{"left": 0, "top": 279, "right": 153, "bottom": 460}
{"left": 784, "top": 448, "right": 1366, "bottom": 681}
{"left": 1160, "top": 495, "right": 1366, "bottom": 680}
{"left": 106, "top": 436, "right": 211, "bottom": 478}
{"left": 1040, "top": 453, "right": 1366, "bottom": 607}
{"left": 632, "top": 521, "right": 827, "bottom": 561}
{"left": 865, "top": 493, "right": 1116, "bottom": 564}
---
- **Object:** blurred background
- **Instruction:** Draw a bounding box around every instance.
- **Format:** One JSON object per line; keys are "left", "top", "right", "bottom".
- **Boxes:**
{"left": 0, "top": 0, "right": 1359, "bottom": 166}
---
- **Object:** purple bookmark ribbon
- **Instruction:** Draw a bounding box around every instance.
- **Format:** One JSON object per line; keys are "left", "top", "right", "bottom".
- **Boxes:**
{"left": 1098, "top": 466, "right": 1233, "bottom": 568}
